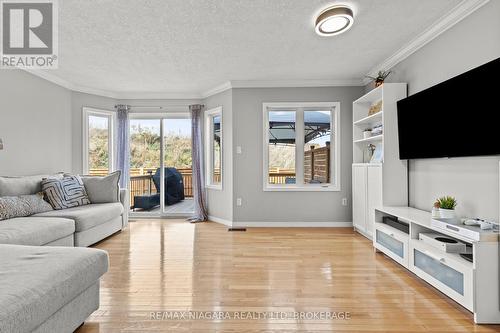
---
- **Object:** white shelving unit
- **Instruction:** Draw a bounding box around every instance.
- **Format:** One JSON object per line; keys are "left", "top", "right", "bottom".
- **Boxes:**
{"left": 352, "top": 83, "right": 408, "bottom": 238}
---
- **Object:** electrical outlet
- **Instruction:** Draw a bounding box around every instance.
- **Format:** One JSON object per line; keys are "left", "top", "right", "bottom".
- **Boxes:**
{"left": 342, "top": 198, "right": 348, "bottom": 206}
{"left": 236, "top": 198, "right": 242, "bottom": 206}
{"left": 236, "top": 146, "right": 242, "bottom": 154}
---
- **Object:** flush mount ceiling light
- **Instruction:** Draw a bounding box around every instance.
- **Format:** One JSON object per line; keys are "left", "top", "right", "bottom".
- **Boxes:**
{"left": 315, "top": 5, "right": 354, "bottom": 36}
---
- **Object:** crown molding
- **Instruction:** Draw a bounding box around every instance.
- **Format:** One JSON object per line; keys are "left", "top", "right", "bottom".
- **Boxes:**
{"left": 363, "top": 0, "right": 491, "bottom": 85}
{"left": 23, "top": 69, "right": 118, "bottom": 98}
{"left": 200, "top": 81, "right": 232, "bottom": 99}
{"left": 23, "top": 69, "right": 203, "bottom": 99}
{"left": 200, "top": 79, "right": 364, "bottom": 98}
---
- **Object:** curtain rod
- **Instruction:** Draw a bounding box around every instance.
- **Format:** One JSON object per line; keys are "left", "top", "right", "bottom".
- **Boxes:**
{"left": 129, "top": 106, "right": 163, "bottom": 109}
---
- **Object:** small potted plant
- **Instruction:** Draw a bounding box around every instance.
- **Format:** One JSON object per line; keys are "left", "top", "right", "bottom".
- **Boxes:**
{"left": 366, "top": 70, "right": 392, "bottom": 87}
{"left": 437, "top": 196, "right": 457, "bottom": 219}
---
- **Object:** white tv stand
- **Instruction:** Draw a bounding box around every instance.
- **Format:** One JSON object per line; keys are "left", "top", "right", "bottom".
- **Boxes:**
{"left": 374, "top": 206, "right": 500, "bottom": 324}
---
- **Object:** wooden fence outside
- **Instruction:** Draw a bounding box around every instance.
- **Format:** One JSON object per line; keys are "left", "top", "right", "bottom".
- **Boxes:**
{"left": 304, "top": 146, "right": 330, "bottom": 183}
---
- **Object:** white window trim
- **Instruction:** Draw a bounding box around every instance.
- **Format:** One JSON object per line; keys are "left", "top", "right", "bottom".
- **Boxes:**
{"left": 204, "top": 106, "right": 223, "bottom": 190}
{"left": 262, "top": 102, "right": 341, "bottom": 192}
{"left": 82, "top": 107, "right": 116, "bottom": 175}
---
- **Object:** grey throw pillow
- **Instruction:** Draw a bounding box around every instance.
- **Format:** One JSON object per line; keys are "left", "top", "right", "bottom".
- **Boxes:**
{"left": 41, "top": 175, "right": 90, "bottom": 210}
{"left": 0, "top": 193, "right": 53, "bottom": 220}
{"left": 0, "top": 173, "right": 63, "bottom": 196}
{"left": 81, "top": 171, "right": 121, "bottom": 203}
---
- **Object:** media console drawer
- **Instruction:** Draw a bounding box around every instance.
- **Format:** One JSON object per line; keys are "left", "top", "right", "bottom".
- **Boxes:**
{"left": 373, "top": 222, "right": 409, "bottom": 268}
{"left": 409, "top": 239, "right": 473, "bottom": 311}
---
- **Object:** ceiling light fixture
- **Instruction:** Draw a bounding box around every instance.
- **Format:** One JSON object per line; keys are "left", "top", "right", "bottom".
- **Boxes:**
{"left": 315, "top": 5, "right": 354, "bottom": 36}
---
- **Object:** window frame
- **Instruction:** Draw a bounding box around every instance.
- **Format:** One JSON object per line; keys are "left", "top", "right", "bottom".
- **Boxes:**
{"left": 82, "top": 107, "right": 116, "bottom": 175}
{"left": 204, "top": 106, "right": 223, "bottom": 190}
{"left": 262, "top": 102, "right": 340, "bottom": 192}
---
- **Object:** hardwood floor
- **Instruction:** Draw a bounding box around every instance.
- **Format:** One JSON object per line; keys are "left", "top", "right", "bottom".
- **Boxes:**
{"left": 77, "top": 220, "right": 500, "bottom": 332}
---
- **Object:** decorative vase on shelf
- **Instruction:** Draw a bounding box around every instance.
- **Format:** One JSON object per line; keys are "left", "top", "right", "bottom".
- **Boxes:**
{"left": 436, "top": 196, "right": 458, "bottom": 222}
{"left": 363, "top": 130, "right": 372, "bottom": 139}
{"left": 439, "top": 208, "right": 456, "bottom": 219}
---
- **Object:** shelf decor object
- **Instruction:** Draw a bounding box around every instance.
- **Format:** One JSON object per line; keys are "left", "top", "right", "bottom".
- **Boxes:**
{"left": 368, "top": 100, "right": 383, "bottom": 116}
{"left": 437, "top": 196, "right": 458, "bottom": 220}
{"left": 351, "top": 83, "right": 408, "bottom": 238}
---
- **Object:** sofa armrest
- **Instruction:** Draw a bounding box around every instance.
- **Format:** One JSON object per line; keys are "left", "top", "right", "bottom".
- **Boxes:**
{"left": 119, "top": 188, "right": 129, "bottom": 228}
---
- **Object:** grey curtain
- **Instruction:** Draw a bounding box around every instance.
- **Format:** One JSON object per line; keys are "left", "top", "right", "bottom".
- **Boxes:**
{"left": 188, "top": 104, "right": 208, "bottom": 222}
{"left": 115, "top": 104, "right": 130, "bottom": 188}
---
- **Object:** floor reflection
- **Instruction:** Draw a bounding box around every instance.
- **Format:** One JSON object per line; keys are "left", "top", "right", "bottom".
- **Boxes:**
{"left": 75, "top": 221, "right": 491, "bottom": 332}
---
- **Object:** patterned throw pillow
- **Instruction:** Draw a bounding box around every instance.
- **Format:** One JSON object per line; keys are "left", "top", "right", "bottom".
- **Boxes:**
{"left": 0, "top": 193, "right": 53, "bottom": 220}
{"left": 41, "top": 175, "right": 90, "bottom": 210}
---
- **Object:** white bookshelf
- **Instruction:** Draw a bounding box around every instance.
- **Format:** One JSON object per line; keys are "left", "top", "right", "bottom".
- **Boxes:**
{"left": 352, "top": 83, "right": 408, "bottom": 238}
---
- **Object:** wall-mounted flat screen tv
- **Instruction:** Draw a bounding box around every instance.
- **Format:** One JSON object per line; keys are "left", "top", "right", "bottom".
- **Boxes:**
{"left": 397, "top": 57, "right": 500, "bottom": 159}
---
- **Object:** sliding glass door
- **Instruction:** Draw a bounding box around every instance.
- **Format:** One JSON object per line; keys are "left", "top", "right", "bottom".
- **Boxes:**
{"left": 129, "top": 118, "right": 161, "bottom": 215}
{"left": 129, "top": 113, "right": 193, "bottom": 218}
{"left": 162, "top": 117, "right": 193, "bottom": 216}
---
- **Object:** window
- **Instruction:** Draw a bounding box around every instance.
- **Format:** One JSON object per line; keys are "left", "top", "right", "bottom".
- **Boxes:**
{"left": 263, "top": 102, "right": 340, "bottom": 191}
{"left": 83, "top": 107, "right": 115, "bottom": 175}
{"left": 205, "top": 107, "right": 223, "bottom": 189}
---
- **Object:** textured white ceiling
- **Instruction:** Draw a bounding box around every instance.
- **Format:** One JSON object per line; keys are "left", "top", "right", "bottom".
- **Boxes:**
{"left": 48, "top": 0, "right": 459, "bottom": 96}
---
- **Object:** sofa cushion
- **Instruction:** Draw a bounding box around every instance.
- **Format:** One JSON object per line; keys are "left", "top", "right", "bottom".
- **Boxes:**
{"left": 0, "top": 174, "right": 62, "bottom": 197}
{"left": 0, "top": 194, "right": 53, "bottom": 221}
{"left": 41, "top": 175, "right": 90, "bottom": 210}
{"left": 34, "top": 203, "right": 123, "bottom": 232}
{"left": 0, "top": 244, "right": 108, "bottom": 333}
{"left": 81, "top": 171, "right": 121, "bottom": 203}
{"left": 0, "top": 217, "right": 75, "bottom": 246}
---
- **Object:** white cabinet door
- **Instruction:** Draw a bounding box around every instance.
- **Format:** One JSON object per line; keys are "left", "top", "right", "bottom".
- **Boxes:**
{"left": 366, "top": 165, "right": 383, "bottom": 238}
{"left": 352, "top": 165, "right": 367, "bottom": 233}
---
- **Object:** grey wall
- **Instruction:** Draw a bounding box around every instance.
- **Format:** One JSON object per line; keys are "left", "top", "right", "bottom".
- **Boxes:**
{"left": 71, "top": 91, "right": 117, "bottom": 174}
{"left": 203, "top": 90, "right": 233, "bottom": 222}
{"left": 232, "top": 87, "right": 364, "bottom": 223}
{"left": 0, "top": 70, "right": 72, "bottom": 175}
{"left": 382, "top": 0, "right": 500, "bottom": 220}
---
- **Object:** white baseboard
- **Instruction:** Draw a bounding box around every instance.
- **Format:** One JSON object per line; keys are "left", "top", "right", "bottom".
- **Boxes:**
{"left": 208, "top": 216, "right": 353, "bottom": 228}
{"left": 208, "top": 215, "right": 233, "bottom": 227}
{"left": 231, "top": 221, "right": 353, "bottom": 228}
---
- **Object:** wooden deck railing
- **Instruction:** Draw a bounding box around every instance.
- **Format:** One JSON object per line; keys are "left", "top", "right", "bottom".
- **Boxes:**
{"left": 268, "top": 168, "right": 295, "bottom": 184}
{"left": 89, "top": 167, "right": 298, "bottom": 201}
{"left": 89, "top": 167, "right": 193, "bottom": 205}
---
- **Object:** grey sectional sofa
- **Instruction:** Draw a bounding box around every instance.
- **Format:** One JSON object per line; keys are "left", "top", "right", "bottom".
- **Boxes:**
{"left": 0, "top": 174, "right": 129, "bottom": 332}
{"left": 0, "top": 244, "right": 108, "bottom": 333}
{"left": 0, "top": 174, "right": 129, "bottom": 247}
